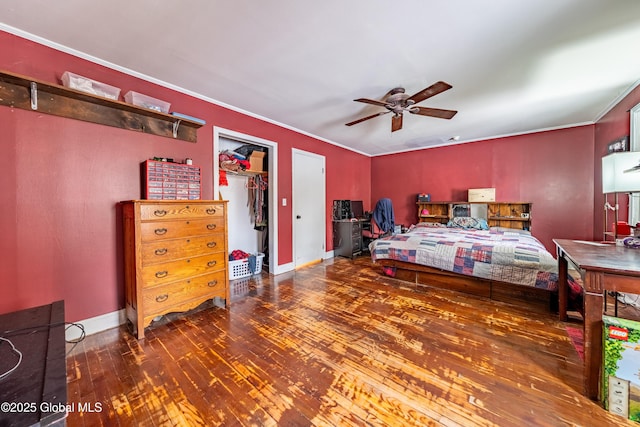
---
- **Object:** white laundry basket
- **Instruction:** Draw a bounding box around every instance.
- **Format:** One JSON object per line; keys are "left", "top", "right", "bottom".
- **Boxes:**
{"left": 229, "top": 253, "right": 264, "bottom": 280}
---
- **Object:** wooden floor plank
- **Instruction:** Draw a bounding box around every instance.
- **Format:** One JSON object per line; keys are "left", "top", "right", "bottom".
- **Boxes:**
{"left": 63, "top": 256, "right": 635, "bottom": 426}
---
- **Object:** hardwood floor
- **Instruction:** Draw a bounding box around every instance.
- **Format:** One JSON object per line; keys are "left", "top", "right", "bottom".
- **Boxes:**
{"left": 66, "top": 256, "right": 634, "bottom": 426}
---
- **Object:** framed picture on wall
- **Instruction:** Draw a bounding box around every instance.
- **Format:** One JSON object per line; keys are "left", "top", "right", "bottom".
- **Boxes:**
{"left": 608, "top": 135, "right": 629, "bottom": 153}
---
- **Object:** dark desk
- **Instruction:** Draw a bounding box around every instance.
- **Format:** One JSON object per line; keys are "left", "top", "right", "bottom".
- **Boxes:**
{"left": 0, "top": 301, "right": 67, "bottom": 426}
{"left": 333, "top": 219, "right": 368, "bottom": 258}
{"left": 554, "top": 239, "right": 640, "bottom": 400}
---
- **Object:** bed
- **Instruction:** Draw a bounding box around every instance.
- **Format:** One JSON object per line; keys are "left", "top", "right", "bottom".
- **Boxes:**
{"left": 369, "top": 221, "right": 582, "bottom": 314}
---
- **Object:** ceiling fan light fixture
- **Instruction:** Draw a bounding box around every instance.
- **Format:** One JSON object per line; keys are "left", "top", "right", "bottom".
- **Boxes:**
{"left": 386, "top": 92, "right": 410, "bottom": 104}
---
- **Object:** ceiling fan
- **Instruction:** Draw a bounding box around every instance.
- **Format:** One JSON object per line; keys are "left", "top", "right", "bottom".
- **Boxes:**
{"left": 345, "top": 81, "right": 457, "bottom": 132}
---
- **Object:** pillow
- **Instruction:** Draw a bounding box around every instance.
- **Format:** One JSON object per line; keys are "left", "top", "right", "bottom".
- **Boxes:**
{"left": 447, "top": 217, "right": 489, "bottom": 230}
{"left": 490, "top": 226, "right": 531, "bottom": 235}
{"left": 413, "top": 222, "right": 446, "bottom": 229}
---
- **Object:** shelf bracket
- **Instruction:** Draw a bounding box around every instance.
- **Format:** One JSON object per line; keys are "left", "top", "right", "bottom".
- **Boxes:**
{"left": 172, "top": 119, "right": 182, "bottom": 139}
{"left": 30, "top": 81, "right": 38, "bottom": 110}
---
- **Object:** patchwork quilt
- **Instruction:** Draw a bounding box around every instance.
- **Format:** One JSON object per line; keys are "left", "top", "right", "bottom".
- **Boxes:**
{"left": 370, "top": 224, "right": 560, "bottom": 291}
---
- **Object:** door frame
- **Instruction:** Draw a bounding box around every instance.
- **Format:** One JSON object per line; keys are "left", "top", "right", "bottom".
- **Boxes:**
{"left": 213, "top": 127, "right": 279, "bottom": 274}
{"left": 292, "top": 148, "right": 326, "bottom": 268}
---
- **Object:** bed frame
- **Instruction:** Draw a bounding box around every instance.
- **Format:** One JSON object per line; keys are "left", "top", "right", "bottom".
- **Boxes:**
{"left": 375, "top": 245, "right": 556, "bottom": 314}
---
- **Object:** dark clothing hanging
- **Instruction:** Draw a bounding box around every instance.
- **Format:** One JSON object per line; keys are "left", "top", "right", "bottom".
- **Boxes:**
{"left": 372, "top": 198, "right": 395, "bottom": 233}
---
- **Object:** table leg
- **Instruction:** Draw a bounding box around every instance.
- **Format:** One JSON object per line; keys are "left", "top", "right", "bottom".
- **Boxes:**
{"left": 583, "top": 272, "right": 604, "bottom": 400}
{"left": 557, "top": 250, "right": 568, "bottom": 321}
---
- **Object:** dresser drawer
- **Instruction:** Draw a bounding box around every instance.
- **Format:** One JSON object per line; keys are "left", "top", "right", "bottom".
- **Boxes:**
{"left": 141, "top": 233, "right": 225, "bottom": 265}
{"left": 140, "top": 203, "right": 225, "bottom": 221}
{"left": 142, "top": 270, "right": 226, "bottom": 314}
{"left": 141, "top": 251, "right": 227, "bottom": 286}
{"left": 140, "top": 217, "right": 225, "bottom": 242}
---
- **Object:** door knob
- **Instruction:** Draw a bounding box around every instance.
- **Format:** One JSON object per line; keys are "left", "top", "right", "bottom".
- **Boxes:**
{"left": 296, "top": 215, "right": 301, "bottom": 219}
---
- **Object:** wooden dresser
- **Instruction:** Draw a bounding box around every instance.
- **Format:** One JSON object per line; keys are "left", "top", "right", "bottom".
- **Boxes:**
{"left": 122, "top": 200, "right": 229, "bottom": 339}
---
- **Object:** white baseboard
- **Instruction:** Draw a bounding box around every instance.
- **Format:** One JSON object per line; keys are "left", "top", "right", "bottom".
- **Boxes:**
{"left": 66, "top": 309, "right": 126, "bottom": 341}
{"left": 271, "top": 253, "right": 335, "bottom": 275}
{"left": 273, "top": 262, "right": 295, "bottom": 275}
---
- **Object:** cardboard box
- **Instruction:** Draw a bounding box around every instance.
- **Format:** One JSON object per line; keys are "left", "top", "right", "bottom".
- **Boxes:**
{"left": 602, "top": 315, "right": 640, "bottom": 422}
{"left": 248, "top": 151, "right": 266, "bottom": 172}
{"left": 468, "top": 188, "right": 495, "bottom": 202}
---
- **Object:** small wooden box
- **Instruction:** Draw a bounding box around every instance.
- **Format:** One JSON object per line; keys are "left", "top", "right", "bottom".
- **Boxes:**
{"left": 248, "top": 151, "right": 266, "bottom": 172}
{"left": 468, "top": 188, "right": 495, "bottom": 202}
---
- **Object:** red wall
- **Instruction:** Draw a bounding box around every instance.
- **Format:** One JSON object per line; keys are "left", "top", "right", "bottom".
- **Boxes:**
{"left": 593, "top": 85, "right": 640, "bottom": 238}
{"left": 0, "top": 31, "right": 370, "bottom": 322}
{"left": 371, "top": 126, "right": 596, "bottom": 252}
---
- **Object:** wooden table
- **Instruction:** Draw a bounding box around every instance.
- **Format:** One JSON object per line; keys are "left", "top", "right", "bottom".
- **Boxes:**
{"left": 554, "top": 239, "right": 640, "bottom": 400}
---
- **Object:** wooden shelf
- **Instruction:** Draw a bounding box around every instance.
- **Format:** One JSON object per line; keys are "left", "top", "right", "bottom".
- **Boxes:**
{"left": 221, "top": 168, "right": 267, "bottom": 176}
{"left": 417, "top": 200, "right": 532, "bottom": 230}
{"left": 488, "top": 216, "right": 528, "bottom": 221}
{"left": 0, "top": 70, "right": 203, "bottom": 142}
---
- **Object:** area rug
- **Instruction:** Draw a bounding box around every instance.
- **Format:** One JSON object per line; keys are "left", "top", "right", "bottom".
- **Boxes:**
{"left": 566, "top": 326, "right": 584, "bottom": 361}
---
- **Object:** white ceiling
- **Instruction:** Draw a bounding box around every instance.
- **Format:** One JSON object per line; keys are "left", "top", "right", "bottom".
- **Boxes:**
{"left": 2, "top": 0, "right": 640, "bottom": 156}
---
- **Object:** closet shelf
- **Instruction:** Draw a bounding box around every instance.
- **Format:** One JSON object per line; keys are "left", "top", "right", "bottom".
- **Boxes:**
{"left": 221, "top": 168, "right": 267, "bottom": 176}
{"left": 0, "top": 69, "right": 203, "bottom": 143}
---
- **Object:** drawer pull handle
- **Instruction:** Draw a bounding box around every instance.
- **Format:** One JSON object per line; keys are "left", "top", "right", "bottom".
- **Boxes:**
{"left": 206, "top": 208, "right": 217, "bottom": 215}
{"left": 155, "top": 248, "right": 168, "bottom": 256}
{"left": 154, "top": 209, "right": 167, "bottom": 217}
{"left": 207, "top": 241, "right": 217, "bottom": 248}
{"left": 208, "top": 280, "right": 218, "bottom": 287}
{"left": 154, "top": 228, "right": 168, "bottom": 235}
{"left": 207, "top": 260, "right": 217, "bottom": 267}
{"left": 155, "top": 271, "right": 168, "bottom": 278}
{"left": 207, "top": 224, "right": 217, "bottom": 230}
{"left": 155, "top": 294, "right": 169, "bottom": 303}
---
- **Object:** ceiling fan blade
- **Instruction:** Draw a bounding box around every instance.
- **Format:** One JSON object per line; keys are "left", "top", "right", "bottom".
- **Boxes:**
{"left": 345, "top": 111, "right": 390, "bottom": 126}
{"left": 354, "top": 98, "right": 390, "bottom": 107}
{"left": 411, "top": 106, "right": 458, "bottom": 119}
{"left": 407, "top": 81, "right": 452, "bottom": 104}
{"left": 391, "top": 114, "right": 403, "bottom": 132}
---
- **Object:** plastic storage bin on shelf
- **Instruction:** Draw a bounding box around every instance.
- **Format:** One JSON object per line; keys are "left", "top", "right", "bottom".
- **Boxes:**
{"left": 124, "top": 91, "right": 170, "bottom": 113}
{"left": 61, "top": 71, "right": 121, "bottom": 100}
{"left": 229, "top": 253, "right": 264, "bottom": 280}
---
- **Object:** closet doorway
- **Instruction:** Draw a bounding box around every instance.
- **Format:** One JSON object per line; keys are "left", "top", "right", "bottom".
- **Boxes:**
{"left": 213, "top": 127, "right": 278, "bottom": 274}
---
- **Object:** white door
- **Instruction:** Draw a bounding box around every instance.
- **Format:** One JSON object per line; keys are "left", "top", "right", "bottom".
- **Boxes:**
{"left": 292, "top": 149, "right": 326, "bottom": 268}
